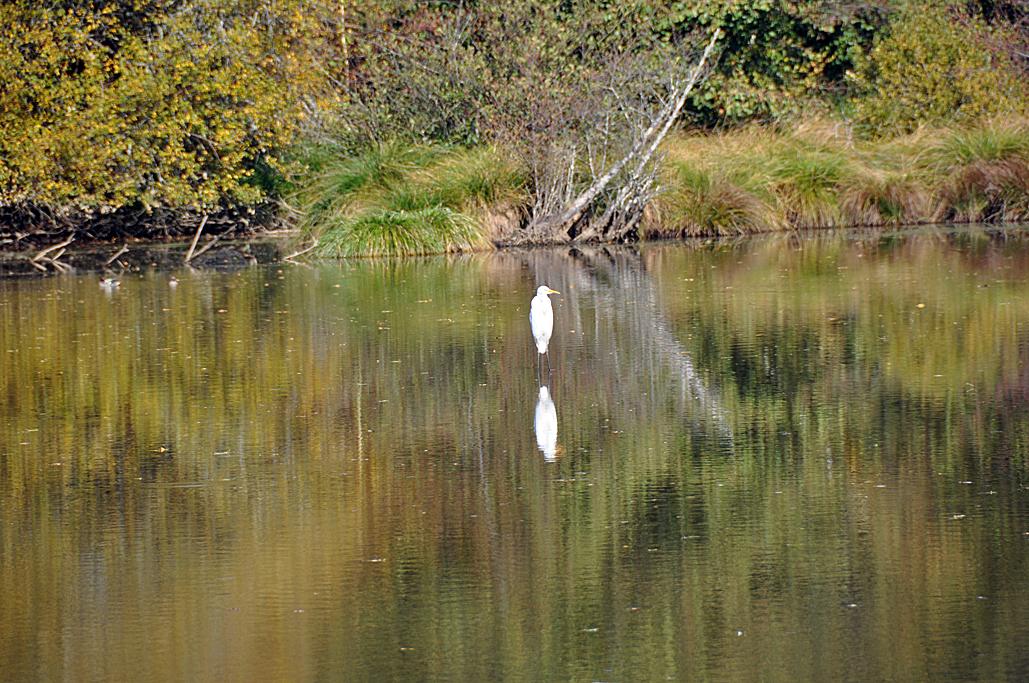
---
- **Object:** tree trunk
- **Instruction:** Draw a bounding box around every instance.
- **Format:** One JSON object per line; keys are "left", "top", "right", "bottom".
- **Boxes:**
{"left": 533, "top": 28, "right": 721, "bottom": 244}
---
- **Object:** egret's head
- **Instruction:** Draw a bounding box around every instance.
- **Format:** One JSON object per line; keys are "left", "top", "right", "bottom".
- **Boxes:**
{"left": 536, "top": 285, "right": 559, "bottom": 297}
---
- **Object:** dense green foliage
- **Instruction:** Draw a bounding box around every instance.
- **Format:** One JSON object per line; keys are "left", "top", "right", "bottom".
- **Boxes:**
{"left": 0, "top": 0, "right": 336, "bottom": 213}
{"left": 332, "top": 1, "right": 1024, "bottom": 140}
{"left": 330, "top": 1, "right": 889, "bottom": 147}
{"left": 850, "top": 4, "right": 1028, "bottom": 134}
{"left": 677, "top": 1, "right": 886, "bottom": 124}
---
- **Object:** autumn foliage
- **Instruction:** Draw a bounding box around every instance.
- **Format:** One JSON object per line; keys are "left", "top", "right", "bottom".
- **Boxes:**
{"left": 2, "top": 1, "right": 1028, "bottom": 248}
{"left": 0, "top": 0, "right": 337, "bottom": 215}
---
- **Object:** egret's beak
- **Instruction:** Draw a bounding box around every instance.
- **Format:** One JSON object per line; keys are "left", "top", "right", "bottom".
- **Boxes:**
{"left": 547, "top": 288, "right": 560, "bottom": 295}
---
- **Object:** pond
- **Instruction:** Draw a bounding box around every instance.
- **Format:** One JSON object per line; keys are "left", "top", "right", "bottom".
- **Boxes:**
{"left": 1, "top": 228, "right": 1028, "bottom": 681}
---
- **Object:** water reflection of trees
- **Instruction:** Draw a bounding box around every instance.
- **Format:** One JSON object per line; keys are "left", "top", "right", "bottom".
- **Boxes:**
{"left": 1, "top": 231, "right": 1028, "bottom": 680}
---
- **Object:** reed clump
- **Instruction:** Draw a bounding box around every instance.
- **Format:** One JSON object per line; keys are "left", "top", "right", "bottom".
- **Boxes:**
{"left": 923, "top": 122, "right": 1029, "bottom": 223}
{"left": 299, "top": 144, "right": 528, "bottom": 257}
{"left": 651, "top": 118, "right": 1029, "bottom": 238}
{"left": 839, "top": 171, "right": 929, "bottom": 227}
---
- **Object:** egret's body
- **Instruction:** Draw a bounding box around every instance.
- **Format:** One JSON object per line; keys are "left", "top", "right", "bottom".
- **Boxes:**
{"left": 530, "top": 285, "right": 559, "bottom": 354}
{"left": 534, "top": 386, "right": 558, "bottom": 462}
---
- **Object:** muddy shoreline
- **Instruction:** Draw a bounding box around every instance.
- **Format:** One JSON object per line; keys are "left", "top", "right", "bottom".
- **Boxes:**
{"left": 0, "top": 231, "right": 296, "bottom": 278}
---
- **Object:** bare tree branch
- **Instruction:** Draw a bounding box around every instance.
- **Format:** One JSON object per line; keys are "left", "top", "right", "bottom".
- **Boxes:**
{"left": 542, "top": 28, "right": 721, "bottom": 242}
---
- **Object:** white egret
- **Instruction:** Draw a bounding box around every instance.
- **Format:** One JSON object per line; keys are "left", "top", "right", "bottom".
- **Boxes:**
{"left": 530, "top": 285, "right": 559, "bottom": 355}
{"left": 534, "top": 386, "right": 558, "bottom": 462}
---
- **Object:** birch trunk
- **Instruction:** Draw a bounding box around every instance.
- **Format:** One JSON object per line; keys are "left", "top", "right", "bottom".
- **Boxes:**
{"left": 532, "top": 28, "right": 721, "bottom": 244}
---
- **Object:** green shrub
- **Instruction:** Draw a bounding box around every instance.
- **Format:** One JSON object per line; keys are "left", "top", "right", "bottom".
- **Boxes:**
{"left": 0, "top": 1, "right": 337, "bottom": 213}
{"left": 672, "top": 1, "right": 887, "bottom": 125}
{"left": 850, "top": 5, "right": 1028, "bottom": 135}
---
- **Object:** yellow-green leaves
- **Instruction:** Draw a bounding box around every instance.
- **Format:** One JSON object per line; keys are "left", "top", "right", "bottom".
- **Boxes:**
{"left": 0, "top": 1, "right": 338, "bottom": 212}
{"left": 850, "top": 5, "right": 1028, "bottom": 135}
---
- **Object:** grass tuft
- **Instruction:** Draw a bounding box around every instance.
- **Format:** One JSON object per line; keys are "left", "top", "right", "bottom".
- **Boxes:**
{"left": 655, "top": 166, "right": 780, "bottom": 236}
{"left": 924, "top": 121, "right": 1029, "bottom": 169}
{"left": 314, "top": 206, "right": 483, "bottom": 258}
{"left": 767, "top": 146, "right": 850, "bottom": 228}
{"left": 840, "top": 171, "right": 929, "bottom": 226}
{"left": 298, "top": 144, "right": 527, "bottom": 257}
{"left": 934, "top": 158, "right": 1029, "bottom": 222}
{"left": 924, "top": 120, "right": 1029, "bottom": 222}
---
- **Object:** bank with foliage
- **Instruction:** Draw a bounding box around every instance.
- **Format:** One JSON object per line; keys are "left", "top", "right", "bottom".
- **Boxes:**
{"left": 1, "top": 1, "right": 1027, "bottom": 254}
{"left": 300, "top": 118, "right": 1029, "bottom": 256}
{"left": 0, "top": 0, "right": 339, "bottom": 246}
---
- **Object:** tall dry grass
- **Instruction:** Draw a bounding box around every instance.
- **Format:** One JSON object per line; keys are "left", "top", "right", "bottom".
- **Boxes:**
{"left": 651, "top": 118, "right": 1029, "bottom": 238}
{"left": 923, "top": 122, "right": 1029, "bottom": 222}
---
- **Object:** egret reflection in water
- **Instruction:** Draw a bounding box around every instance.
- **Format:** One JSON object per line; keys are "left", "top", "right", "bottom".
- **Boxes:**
{"left": 534, "top": 385, "right": 558, "bottom": 462}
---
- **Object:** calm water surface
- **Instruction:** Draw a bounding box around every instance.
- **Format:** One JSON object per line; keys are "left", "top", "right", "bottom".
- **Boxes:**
{"left": 2, "top": 229, "right": 1029, "bottom": 681}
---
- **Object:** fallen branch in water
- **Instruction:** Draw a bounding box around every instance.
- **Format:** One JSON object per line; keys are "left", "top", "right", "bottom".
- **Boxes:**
{"left": 283, "top": 241, "right": 318, "bottom": 263}
{"left": 46, "top": 257, "right": 71, "bottom": 273}
{"left": 32, "top": 236, "right": 75, "bottom": 263}
{"left": 29, "top": 235, "right": 75, "bottom": 272}
{"left": 190, "top": 233, "right": 221, "bottom": 261}
{"left": 184, "top": 214, "right": 209, "bottom": 263}
{"left": 105, "top": 243, "right": 129, "bottom": 266}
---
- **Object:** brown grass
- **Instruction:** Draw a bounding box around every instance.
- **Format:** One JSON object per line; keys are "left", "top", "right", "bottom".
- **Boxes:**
{"left": 654, "top": 118, "right": 1029, "bottom": 237}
